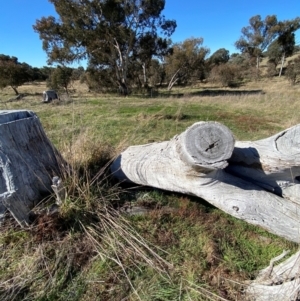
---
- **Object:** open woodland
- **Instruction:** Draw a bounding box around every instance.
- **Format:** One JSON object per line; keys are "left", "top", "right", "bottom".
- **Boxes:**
{"left": 0, "top": 75, "right": 300, "bottom": 300}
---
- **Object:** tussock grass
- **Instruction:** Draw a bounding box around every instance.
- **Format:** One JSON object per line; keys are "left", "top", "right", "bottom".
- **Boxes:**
{"left": 0, "top": 153, "right": 171, "bottom": 301}
{"left": 0, "top": 77, "right": 300, "bottom": 300}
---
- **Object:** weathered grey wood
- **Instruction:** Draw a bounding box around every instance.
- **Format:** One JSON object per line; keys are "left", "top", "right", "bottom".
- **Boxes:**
{"left": 176, "top": 121, "right": 235, "bottom": 170}
{"left": 112, "top": 121, "right": 235, "bottom": 182}
{"left": 246, "top": 278, "right": 300, "bottom": 301}
{"left": 0, "top": 110, "right": 64, "bottom": 226}
{"left": 245, "top": 250, "right": 300, "bottom": 301}
{"left": 111, "top": 122, "right": 300, "bottom": 243}
{"left": 227, "top": 124, "right": 300, "bottom": 202}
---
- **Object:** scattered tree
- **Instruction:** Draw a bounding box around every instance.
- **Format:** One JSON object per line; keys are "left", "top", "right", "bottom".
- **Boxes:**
{"left": 0, "top": 55, "right": 33, "bottom": 95}
{"left": 47, "top": 66, "right": 73, "bottom": 94}
{"left": 148, "top": 59, "right": 166, "bottom": 87}
{"left": 236, "top": 15, "right": 300, "bottom": 78}
{"left": 31, "top": 67, "right": 48, "bottom": 81}
{"left": 267, "top": 39, "right": 284, "bottom": 69}
{"left": 39, "top": 66, "right": 55, "bottom": 80}
{"left": 228, "top": 53, "right": 246, "bottom": 65}
{"left": 295, "top": 45, "right": 300, "bottom": 53}
{"left": 207, "top": 48, "right": 230, "bottom": 67}
{"left": 209, "top": 64, "right": 241, "bottom": 87}
{"left": 164, "top": 37, "right": 209, "bottom": 90}
{"left": 235, "top": 15, "right": 278, "bottom": 75}
{"left": 33, "top": 0, "right": 176, "bottom": 95}
{"left": 81, "top": 65, "right": 115, "bottom": 93}
{"left": 286, "top": 55, "right": 300, "bottom": 84}
{"left": 71, "top": 66, "right": 85, "bottom": 81}
{"left": 276, "top": 18, "right": 300, "bottom": 76}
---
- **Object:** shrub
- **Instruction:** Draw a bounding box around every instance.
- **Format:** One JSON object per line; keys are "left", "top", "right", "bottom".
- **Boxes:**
{"left": 286, "top": 55, "right": 300, "bottom": 85}
{"left": 266, "top": 62, "right": 278, "bottom": 78}
{"left": 209, "top": 64, "right": 242, "bottom": 87}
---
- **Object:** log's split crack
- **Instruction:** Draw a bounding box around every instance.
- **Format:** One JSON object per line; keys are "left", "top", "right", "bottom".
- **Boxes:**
{"left": 204, "top": 140, "right": 220, "bottom": 152}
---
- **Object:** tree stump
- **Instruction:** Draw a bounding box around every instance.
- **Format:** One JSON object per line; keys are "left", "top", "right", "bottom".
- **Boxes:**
{"left": 111, "top": 121, "right": 300, "bottom": 243}
{"left": 0, "top": 110, "right": 64, "bottom": 226}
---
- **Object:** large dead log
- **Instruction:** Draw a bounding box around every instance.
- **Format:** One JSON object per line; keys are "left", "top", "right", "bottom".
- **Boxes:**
{"left": 111, "top": 122, "right": 300, "bottom": 243}
{"left": 0, "top": 110, "right": 64, "bottom": 226}
{"left": 112, "top": 121, "right": 235, "bottom": 179}
{"left": 227, "top": 124, "right": 300, "bottom": 202}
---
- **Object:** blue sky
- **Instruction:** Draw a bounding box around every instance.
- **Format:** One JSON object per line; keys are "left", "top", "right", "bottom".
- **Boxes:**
{"left": 0, "top": 0, "right": 299, "bottom": 68}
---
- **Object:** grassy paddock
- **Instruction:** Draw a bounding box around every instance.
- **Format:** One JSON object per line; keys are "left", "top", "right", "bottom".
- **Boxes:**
{"left": 0, "top": 78, "right": 300, "bottom": 300}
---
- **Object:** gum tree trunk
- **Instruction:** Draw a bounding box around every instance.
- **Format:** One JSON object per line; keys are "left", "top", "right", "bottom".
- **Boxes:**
{"left": 279, "top": 52, "right": 285, "bottom": 77}
{"left": 0, "top": 110, "right": 64, "bottom": 226}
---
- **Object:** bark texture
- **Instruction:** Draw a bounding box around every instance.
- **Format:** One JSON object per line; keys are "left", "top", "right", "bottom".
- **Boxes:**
{"left": 0, "top": 110, "right": 64, "bottom": 226}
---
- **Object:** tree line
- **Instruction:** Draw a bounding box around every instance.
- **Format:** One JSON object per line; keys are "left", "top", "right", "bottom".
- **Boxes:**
{"left": 0, "top": 55, "right": 85, "bottom": 95}
{"left": 1, "top": 0, "right": 300, "bottom": 95}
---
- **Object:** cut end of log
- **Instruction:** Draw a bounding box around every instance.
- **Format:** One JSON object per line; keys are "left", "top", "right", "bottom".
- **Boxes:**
{"left": 0, "top": 110, "right": 35, "bottom": 124}
{"left": 180, "top": 121, "right": 235, "bottom": 169}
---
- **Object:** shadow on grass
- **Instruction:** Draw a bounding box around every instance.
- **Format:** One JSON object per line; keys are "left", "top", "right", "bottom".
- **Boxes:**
{"left": 130, "top": 87, "right": 264, "bottom": 99}
{"left": 157, "top": 89, "right": 264, "bottom": 98}
{"left": 116, "top": 182, "right": 216, "bottom": 212}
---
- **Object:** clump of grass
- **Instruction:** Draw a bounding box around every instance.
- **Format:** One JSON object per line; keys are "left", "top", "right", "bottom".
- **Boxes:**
{"left": 0, "top": 135, "right": 171, "bottom": 301}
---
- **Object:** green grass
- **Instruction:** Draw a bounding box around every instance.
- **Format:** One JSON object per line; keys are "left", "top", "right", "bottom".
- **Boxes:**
{"left": 0, "top": 77, "right": 300, "bottom": 300}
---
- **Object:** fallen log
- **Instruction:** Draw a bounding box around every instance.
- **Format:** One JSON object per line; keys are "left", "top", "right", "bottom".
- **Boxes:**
{"left": 111, "top": 121, "right": 300, "bottom": 243}
{"left": 0, "top": 110, "right": 64, "bottom": 226}
{"left": 111, "top": 121, "right": 235, "bottom": 180}
{"left": 227, "top": 124, "right": 300, "bottom": 202}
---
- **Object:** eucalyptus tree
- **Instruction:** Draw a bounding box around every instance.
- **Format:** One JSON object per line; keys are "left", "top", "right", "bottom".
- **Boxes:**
{"left": 133, "top": 33, "right": 172, "bottom": 88}
{"left": 0, "top": 55, "right": 33, "bottom": 95}
{"left": 266, "top": 34, "right": 295, "bottom": 76}
{"left": 47, "top": 66, "right": 73, "bottom": 94}
{"left": 267, "top": 40, "right": 284, "bottom": 69}
{"left": 165, "top": 38, "right": 210, "bottom": 90}
{"left": 148, "top": 59, "right": 166, "bottom": 86}
{"left": 276, "top": 18, "right": 300, "bottom": 76}
{"left": 235, "top": 15, "right": 278, "bottom": 75}
{"left": 207, "top": 48, "right": 230, "bottom": 67}
{"left": 235, "top": 15, "right": 300, "bottom": 77}
{"left": 33, "top": 0, "right": 176, "bottom": 95}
